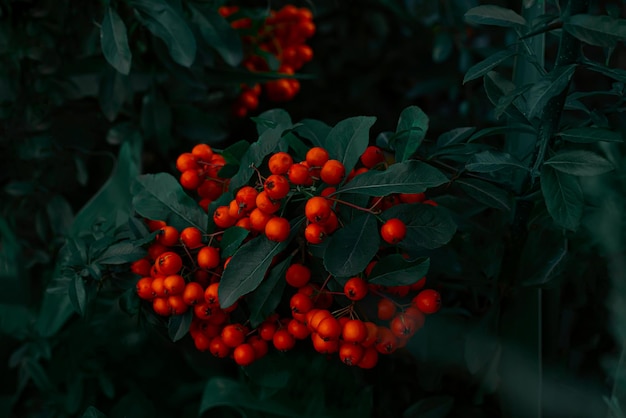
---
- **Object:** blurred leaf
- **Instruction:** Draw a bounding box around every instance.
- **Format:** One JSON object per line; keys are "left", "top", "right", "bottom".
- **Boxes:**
{"left": 323, "top": 213, "right": 379, "bottom": 277}
{"left": 219, "top": 217, "right": 303, "bottom": 308}
{"left": 403, "top": 396, "right": 454, "bottom": 418}
{"left": 23, "top": 358, "right": 54, "bottom": 392}
{"left": 119, "top": 287, "right": 141, "bottom": 315}
{"left": 519, "top": 228, "right": 567, "bottom": 287}
{"left": 0, "top": 304, "right": 32, "bottom": 337}
{"left": 141, "top": 90, "right": 172, "bottom": 154}
{"left": 465, "top": 305, "right": 499, "bottom": 375}
{"left": 563, "top": 14, "right": 626, "bottom": 48}
{"left": 465, "top": 150, "right": 528, "bottom": 173}
{"left": 293, "top": 118, "right": 331, "bottom": 148}
{"left": 541, "top": 165, "right": 582, "bottom": 231}
{"left": 469, "top": 124, "right": 535, "bottom": 142}
{"left": 526, "top": 64, "right": 576, "bottom": 120}
{"left": 432, "top": 32, "right": 453, "bottom": 63}
{"left": 464, "top": 5, "right": 526, "bottom": 28}
{"left": 557, "top": 127, "right": 623, "bottom": 143}
{"left": 456, "top": 178, "right": 512, "bottom": 211}
{"left": 247, "top": 256, "right": 291, "bottom": 327}
{"left": 199, "top": 377, "right": 296, "bottom": 416}
{"left": 168, "top": 310, "right": 192, "bottom": 342}
{"left": 172, "top": 105, "right": 228, "bottom": 143}
{"left": 581, "top": 58, "right": 626, "bottom": 83}
{"left": 100, "top": 6, "right": 132, "bottom": 75}
{"left": 190, "top": 4, "right": 243, "bottom": 66}
{"left": 71, "top": 131, "right": 141, "bottom": 236}
{"left": 99, "top": 66, "right": 131, "bottom": 121}
{"left": 229, "top": 109, "right": 292, "bottom": 190}
{"left": 381, "top": 203, "right": 457, "bottom": 250}
{"left": 464, "top": 49, "right": 516, "bottom": 84}
{"left": 131, "top": 0, "right": 196, "bottom": 67}
{"left": 132, "top": 173, "right": 209, "bottom": 232}
{"left": 336, "top": 161, "right": 447, "bottom": 196}
{"left": 96, "top": 242, "right": 146, "bottom": 264}
{"left": 436, "top": 127, "right": 476, "bottom": 148}
{"left": 394, "top": 106, "right": 428, "bottom": 162}
{"left": 325, "top": 116, "right": 377, "bottom": 175}
{"left": 68, "top": 275, "right": 87, "bottom": 317}
{"left": 81, "top": 406, "right": 107, "bottom": 418}
{"left": 220, "top": 226, "right": 250, "bottom": 258}
{"left": 369, "top": 255, "right": 430, "bottom": 286}
{"left": 544, "top": 150, "right": 614, "bottom": 176}
{"left": 244, "top": 351, "right": 291, "bottom": 389}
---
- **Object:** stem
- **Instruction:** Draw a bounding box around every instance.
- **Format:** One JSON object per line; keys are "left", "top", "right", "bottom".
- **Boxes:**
{"left": 327, "top": 196, "right": 381, "bottom": 215}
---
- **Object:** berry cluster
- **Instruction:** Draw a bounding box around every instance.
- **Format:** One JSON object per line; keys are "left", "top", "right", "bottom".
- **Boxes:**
{"left": 219, "top": 5, "right": 315, "bottom": 117}
{"left": 131, "top": 142, "right": 442, "bottom": 368}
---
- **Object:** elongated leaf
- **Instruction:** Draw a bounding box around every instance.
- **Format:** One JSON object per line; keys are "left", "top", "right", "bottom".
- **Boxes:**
{"left": 219, "top": 218, "right": 304, "bottom": 308}
{"left": 132, "top": 173, "right": 209, "bottom": 232}
{"left": 557, "top": 127, "right": 623, "bottom": 143}
{"left": 541, "top": 165, "right": 582, "bottom": 231}
{"left": 98, "top": 67, "right": 131, "bottom": 122}
{"left": 68, "top": 275, "right": 87, "bottom": 317}
{"left": 199, "top": 377, "right": 296, "bottom": 416}
{"left": 463, "top": 49, "right": 516, "bottom": 84}
{"left": 293, "top": 118, "right": 331, "bottom": 148}
{"left": 464, "top": 5, "right": 526, "bottom": 28}
{"left": 369, "top": 255, "right": 430, "bottom": 286}
{"left": 335, "top": 161, "right": 447, "bottom": 196}
{"left": 324, "top": 116, "right": 377, "bottom": 175}
{"left": 131, "top": 0, "right": 196, "bottom": 67}
{"left": 381, "top": 203, "right": 457, "bottom": 250}
{"left": 168, "top": 310, "right": 192, "bottom": 342}
{"left": 394, "top": 106, "right": 428, "bottom": 162}
{"left": 526, "top": 64, "right": 576, "bottom": 120}
{"left": 97, "top": 242, "right": 146, "bottom": 264}
{"left": 456, "top": 178, "right": 512, "bottom": 211}
{"left": 495, "top": 83, "right": 532, "bottom": 119}
{"left": 220, "top": 226, "right": 249, "bottom": 258}
{"left": 519, "top": 229, "right": 568, "bottom": 287}
{"left": 483, "top": 71, "right": 527, "bottom": 121}
{"left": 247, "top": 256, "right": 291, "bottom": 327}
{"left": 469, "top": 124, "right": 535, "bottom": 142}
{"left": 436, "top": 127, "right": 476, "bottom": 148}
{"left": 189, "top": 4, "right": 242, "bottom": 66}
{"left": 229, "top": 110, "right": 292, "bottom": 190}
{"left": 141, "top": 90, "right": 172, "bottom": 154}
{"left": 100, "top": 7, "right": 132, "bottom": 75}
{"left": 564, "top": 14, "right": 626, "bottom": 48}
{"left": 544, "top": 150, "right": 614, "bottom": 176}
{"left": 466, "top": 150, "right": 528, "bottom": 173}
{"left": 403, "top": 396, "right": 454, "bottom": 418}
{"left": 82, "top": 406, "right": 107, "bottom": 418}
{"left": 323, "top": 213, "right": 379, "bottom": 277}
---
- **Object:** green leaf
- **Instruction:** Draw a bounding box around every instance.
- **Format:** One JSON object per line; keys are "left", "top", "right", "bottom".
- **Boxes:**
{"left": 557, "top": 127, "right": 623, "bottom": 143}
{"left": 100, "top": 7, "right": 132, "bottom": 75}
{"left": 132, "top": 173, "right": 209, "bottom": 232}
{"left": 68, "top": 275, "right": 87, "bottom": 317}
{"left": 381, "top": 203, "right": 457, "bottom": 251}
{"left": 229, "top": 109, "right": 292, "bottom": 190}
{"left": 541, "top": 165, "right": 583, "bottom": 231}
{"left": 526, "top": 64, "right": 576, "bottom": 120}
{"left": 463, "top": 49, "right": 516, "bottom": 84}
{"left": 323, "top": 213, "right": 379, "bottom": 277}
{"left": 131, "top": 0, "right": 196, "bottom": 67}
{"left": 456, "top": 178, "right": 512, "bottom": 211}
{"left": 220, "top": 226, "right": 250, "bottom": 258}
{"left": 293, "top": 118, "right": 331, "bottom": 148}
{"left": 81, "top": 406, "right": 108, "bottom": 418}
{"left": 403, "top": 396, "right": 454, "bottom": 418}
{"left": 189, "top": 4, "right": 243, "bottom": 66}
{"left": 483, "top": 71, "right": 526, "bottom": 121}
{"left": 436, "top": 127, "right": 476, "bottom": 148}
{"left": 98, "top": 67, "right": 131, "bottom": 122}
{"left": 219, "top": 218, "right": 303, "bottom": 308}
{"left": 168, "top": 310, "right": 192, "bottom": 342}
{"left": 464, "top": 5, "right": 526, "bottom": 28}
{"left": 369, "top": 255, "right": 430, "bottom": 286}
{"left": 544, "top": 150, "right": 614, "bottom": 176}
{"left": 141, "top": 90, "right": 172, "bottom": 154}
{"left": 199, "top": 377, "right": 296, "bottom": 416}
{"left": 325, "top": 116, "right": 377, "bottom": 175}
{"left": 432, "top": 31, "right": 453, "bottom": 63}
{"left": 96, "top": 242, "right": 146, "bottom": 265}
{"left": 335, "top": 161, "right": 447, "bottom": 196}
{"left": 465, "top": 150, "right": 528, "bottom": 173}
{"left": 495, "top": 83, "right": 532, "bottom": 120}
{"left": 564, "top": 14, "right": 626, "bottom": 48}
{"left": 247, "top": 256, "right": 291, "bottom": 327}
{"left": 469, "top": 124, "right": 536, "bottom": 142}
{"left": 393, "top": 106, "right": 428, "bottom": 162}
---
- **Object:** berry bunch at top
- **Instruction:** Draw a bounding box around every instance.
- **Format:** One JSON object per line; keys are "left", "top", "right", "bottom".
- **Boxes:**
{"left": 219, "top": 5, "right": 315, "bottom": 117}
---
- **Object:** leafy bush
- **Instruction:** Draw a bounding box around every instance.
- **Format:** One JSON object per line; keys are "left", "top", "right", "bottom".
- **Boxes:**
{"left": 2, "top": 1, "right": 626, "bottom": 417}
